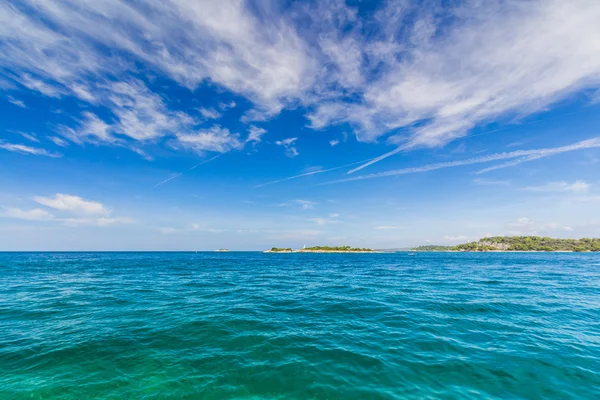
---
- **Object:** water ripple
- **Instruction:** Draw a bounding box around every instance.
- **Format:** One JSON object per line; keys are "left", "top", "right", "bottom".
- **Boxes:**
{"left": 1, "top": 252, "right": 599, "bottom": 399}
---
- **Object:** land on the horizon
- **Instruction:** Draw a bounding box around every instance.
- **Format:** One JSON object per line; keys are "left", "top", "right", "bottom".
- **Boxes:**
{"left": 264, "top": 246, "right": 378, "bottom": 253}
{"left": 413, "top": 236, "right": 600, "bottom": 252}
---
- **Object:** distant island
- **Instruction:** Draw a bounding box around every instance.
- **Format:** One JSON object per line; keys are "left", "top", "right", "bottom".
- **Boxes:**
{"left": 267, "top": 247, "right": 293, "bottom": 253}
{"left": 265, "top": 246, "right": 377, "bottom": 253}
{"left": 413, "top": 236, "right": 600, "bottom": 252}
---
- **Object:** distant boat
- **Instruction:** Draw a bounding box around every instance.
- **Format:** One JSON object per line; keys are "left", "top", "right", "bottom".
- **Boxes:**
{"left": 214, "top": 249, "right": 229, "bottom": 252}
{"left": 408, "top": 252, "right": 416, "bottom": 256}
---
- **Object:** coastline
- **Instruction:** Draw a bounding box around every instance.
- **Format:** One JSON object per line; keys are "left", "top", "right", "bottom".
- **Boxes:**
{"left": 412, "top": 250, "right": 576, "bottom": 253}
{"left": 264, "top": 250, "right": 383, "bottom": 253}
{"left": 297, "top": 250, "right": 382, "bottom": 253}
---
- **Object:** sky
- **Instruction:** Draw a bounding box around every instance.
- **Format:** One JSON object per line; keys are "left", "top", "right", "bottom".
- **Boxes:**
{"left": 1, "top": 0, "right": 600, "bottom": 251}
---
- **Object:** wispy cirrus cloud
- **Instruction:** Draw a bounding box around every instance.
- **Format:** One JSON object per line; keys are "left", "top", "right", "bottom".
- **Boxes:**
{"left": 0, "top": 142, "right": 61, "bottom": 157}
{"left": 7, "top": 95, "right": 26, "bottom": 108}
{"left": 0, "top": 0, "right": 315, "bottom": 118}
{"left": 2, "top": 0, "right": 600, "bottom": 163}
{"left": 176, "top": 126, "right": 242, "bottom": 154}
{"left": 18, "top": 132, "right": 39, "bottom": 143}
{"left": 199, "top": 107, "right": 222, "bottom": 120}
{"left": 310, "top": 1, "right": 600, "bottom": 150}
{"left": 48, "top": 136, "right": 68, "bottom": 147}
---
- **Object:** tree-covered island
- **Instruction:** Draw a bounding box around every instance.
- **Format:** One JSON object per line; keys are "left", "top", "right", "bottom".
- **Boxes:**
{"left": 265, "top": 247, "right": 293, "bottom": 253}
{"left": 264, "top": 246, "right": 377, "bottom": 253}
{"left": 413, "top": 236, "right": 600, "bottom": 252}
{"left": 298, "top": 246, "right": 375, "bottom": 252}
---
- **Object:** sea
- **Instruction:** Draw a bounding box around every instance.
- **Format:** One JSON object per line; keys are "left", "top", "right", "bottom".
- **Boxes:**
{"left": 1, "top": 252, "right": 599, "bottom": 399}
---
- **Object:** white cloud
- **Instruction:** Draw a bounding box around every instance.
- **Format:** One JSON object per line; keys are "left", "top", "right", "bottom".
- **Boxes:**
{"left": 7, "top": 95, "right": 26, "bottom": 108}
{"left": 1, "top": 207, "right": 54, "bottom": 221}
{"left": 309, "top": 1, "right": 600, "bottom": 149}
{"left": 329, "top": 139, "right": 340, "bottom": 147}
{"left": 104, "top": 80, "right": 195, "bottom": 141}
{"left": 61, "top": 112, "right": 114, "bottom": 143}
{"left": 131, "top": 147, "right": 153, "bottom": 161}
{"left": 524, "top": 180, "right": 590, "bottom": 194}
{"left": 0, "top": 0, "right": 316, "bottom": 117}
{"left": 246, "top": 126, "right": 267, "bottom": 144}
{"left": 18, "top": 74, "right": 62, "bottom": 98}
{"left": 177, "top": 125, "right": 242, "bottom": 154}
{"left": 70, "top": 84, "right": 96, "bottom": 103}
{"left": 1, "top": 196, "right": 132, "bottom": 228}
{"left": 48, "top": 136, "right": 69, "bottom": 147}
{"left": 275, "top": 137, "right": 299, "bottom": 157}
{"left": 33, "top": 193, "right": 109, "bottom": 216}
{"left": 199, "top": 107, "right": 222, "bottom": 120}
{"left": 0, "top": 142, "right": 61, "bottom": 157}
{"left": 3, "top": 0, "right": 600, "bottom": 161}
{"left": 218, "top": 101, "right": 236, "bottom": 110}
{"left": 18, "top": 132, "right": 39, "bottom": 143}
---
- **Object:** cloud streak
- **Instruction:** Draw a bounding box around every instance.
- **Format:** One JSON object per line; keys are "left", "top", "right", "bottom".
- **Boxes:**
{"left": 253, "top": 160, "right": 369, "bottom": 188}
{"left": 2, "top": 1, "right": 600, "bottom": 164}
{"left": 154, "top": 154, "right": 221, "bottom": 188}
{"left": 0, "top": 142, "right": 61, "bottom": 157}
{"left": 324, "top": 137, "right": 600, "bottom": 184}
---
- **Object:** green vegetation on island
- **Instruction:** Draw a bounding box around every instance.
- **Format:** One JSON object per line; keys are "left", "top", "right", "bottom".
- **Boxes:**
{"left": 413, "top": 236, "right": 600, "bottom": 252}
{"left": 269, "top": 247, "right": 293, "bottom": 252}
{"left": 301, "top": 246, "right": 374, "bottom": 252}
{"left": 411, "top": 245, "right": 455, "bottom": 251}
{"left": 265, "top": 245, "right": 376, "bottom": 253}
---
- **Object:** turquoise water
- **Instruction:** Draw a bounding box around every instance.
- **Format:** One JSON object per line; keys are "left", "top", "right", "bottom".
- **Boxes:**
{"left": 1, "top": 252, "right": 599, "bottom": 399}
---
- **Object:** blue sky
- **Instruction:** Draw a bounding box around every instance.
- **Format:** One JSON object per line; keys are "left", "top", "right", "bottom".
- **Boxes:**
{"left": 1, "top": 0, "right": 600, "bottom": 250}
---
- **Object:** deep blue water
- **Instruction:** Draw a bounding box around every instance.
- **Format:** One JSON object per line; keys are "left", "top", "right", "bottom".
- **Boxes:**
{"left": 1, "top": 252, "right": 599, "bottom": 399}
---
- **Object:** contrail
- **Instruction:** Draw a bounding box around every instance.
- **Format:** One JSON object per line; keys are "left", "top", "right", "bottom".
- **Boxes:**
{"left": 253, "top": 159, "right": 371, "bottom": 188}
{"left": 346, "top": 147, "right": 405, "bottom": 174}
{"left": 346, "top": 110, "right": 591, "bottom": 175}
{"left": 153, "top": 154, "right": 222, "bottom": 188}
{"left": 321, "top": 137, "right": 600, "bottom": 184}
{"left": 153, "top": 172, "right": 183, "bottom": 188}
